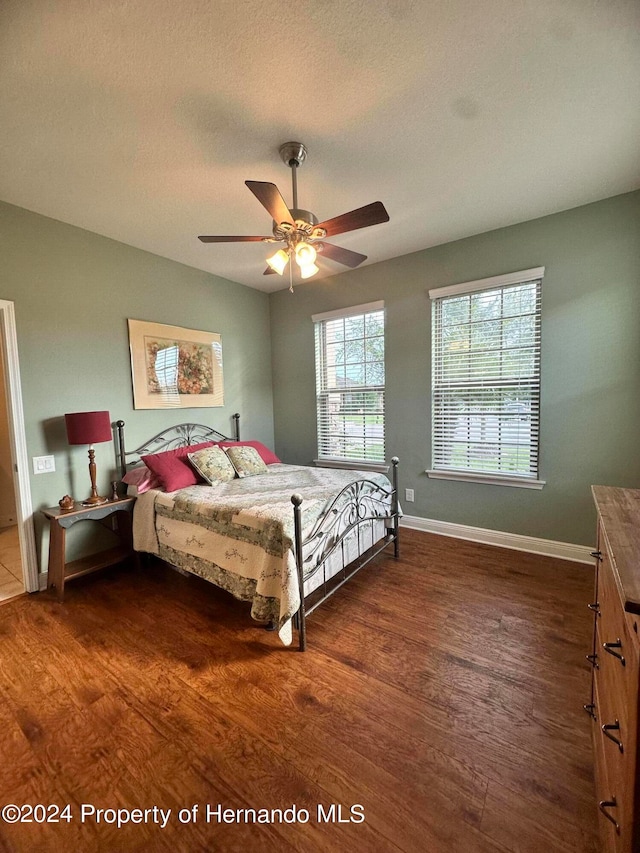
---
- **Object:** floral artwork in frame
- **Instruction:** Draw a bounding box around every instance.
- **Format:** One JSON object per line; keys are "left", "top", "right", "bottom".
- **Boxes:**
{"left": 128, "top": 319, "right": 224, "bottom": 409}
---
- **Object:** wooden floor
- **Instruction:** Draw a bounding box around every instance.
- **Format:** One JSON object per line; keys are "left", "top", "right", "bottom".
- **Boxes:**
{"left": 0, "top": 528, "right": 598, "bottom": 852}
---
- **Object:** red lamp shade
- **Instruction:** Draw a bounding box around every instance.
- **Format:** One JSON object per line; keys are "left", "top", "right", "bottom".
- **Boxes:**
{"left": 65, "top": 411, "right": 112, "bottom": 446}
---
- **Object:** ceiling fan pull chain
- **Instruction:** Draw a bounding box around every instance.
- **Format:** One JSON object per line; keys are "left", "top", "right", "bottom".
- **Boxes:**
{"left": 289, "top": 260, "right": 294, "bottom": 293}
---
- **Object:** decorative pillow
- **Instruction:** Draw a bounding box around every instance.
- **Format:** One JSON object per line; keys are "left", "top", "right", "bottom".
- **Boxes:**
{"left": 141, "top": 441, "right": 216, "bottom": 491}
{"left": 188, "top": 446, "right": 237, "bottom": 486}
{"left": 217, "top": 440, "right": 280, "bottom": 465}
{"left": 225, "top": 445, "right": 268, "bottom": 478}
{"left": 122, "top": 464, "right": 163, "bottom": 494}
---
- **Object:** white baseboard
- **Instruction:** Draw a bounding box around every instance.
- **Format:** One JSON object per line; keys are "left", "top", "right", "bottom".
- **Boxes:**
{"left": 400, "top": 514, "right": 594, "bottom": 564}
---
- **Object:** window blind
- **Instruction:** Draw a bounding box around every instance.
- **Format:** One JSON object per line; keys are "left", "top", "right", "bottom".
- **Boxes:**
{"left": 314, "top": 304, "right": 385, "bottom": 464}
{"left": 431, "top": 272, "right": 542, "bottom": 480}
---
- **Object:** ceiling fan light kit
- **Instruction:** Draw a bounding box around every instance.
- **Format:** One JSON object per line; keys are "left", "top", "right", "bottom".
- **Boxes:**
{"left": 299, "top": 261, "right": 319, "bottom": 280}
{"left": 266, "top": 247, "right": 289, "bottom": 275}
{"left": 198, "top": 142, "right": 390, "bottom": 291}
{"left": 294, "top": 241, "right": 317, "bottom": 267}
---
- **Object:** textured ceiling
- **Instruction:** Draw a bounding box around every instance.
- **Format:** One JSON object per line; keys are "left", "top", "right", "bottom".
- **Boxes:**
{"left": 1, "top": 0, "right": 639, "bottom": 293}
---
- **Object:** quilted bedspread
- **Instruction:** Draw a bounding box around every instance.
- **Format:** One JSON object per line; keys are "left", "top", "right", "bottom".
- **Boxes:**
{"left": 132, "top": 463, "right": 394, "bottom": 645}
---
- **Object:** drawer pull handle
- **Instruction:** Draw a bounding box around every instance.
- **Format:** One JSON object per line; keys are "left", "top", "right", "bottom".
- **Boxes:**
{"left": 598, "top": 799, "right": 620, "bottom": 833}
{"left": 602, "top": 720, "right": 624, "bottom": 753}
{"left": 586, "top": 653, "right": 599, "bottom": 669}
{"left": 602, "top": 639, "right": 626, "bottom": 666}
{"left": 587, "top": 602, "right": 600, "bottom": 615}
{"left": 583, "top": 702, "right": 596, "bottom": 720}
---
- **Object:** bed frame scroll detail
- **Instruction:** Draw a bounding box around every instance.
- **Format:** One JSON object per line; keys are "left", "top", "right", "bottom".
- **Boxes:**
{"left": 291, "top": 456, "right": 400, "bottom": 651}
{"left": 115, "top": 414, "right": 240, "bottom": 478}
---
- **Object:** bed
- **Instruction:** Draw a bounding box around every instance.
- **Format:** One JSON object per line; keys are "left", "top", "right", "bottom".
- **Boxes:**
{"left": 116, "top": 416, "right": 399, "bottom": 650}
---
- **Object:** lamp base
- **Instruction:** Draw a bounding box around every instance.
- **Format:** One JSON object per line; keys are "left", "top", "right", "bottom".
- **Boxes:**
{"left": 81, "top": 495, "right": 109, "bottom": 507}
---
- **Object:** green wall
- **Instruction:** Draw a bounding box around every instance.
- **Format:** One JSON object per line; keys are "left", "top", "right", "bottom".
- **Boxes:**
{"left": 269, "top": 191, "right": 640, "bottom": 547}
{"left": 0, "top": 200, "right": 274, "bottom": 567}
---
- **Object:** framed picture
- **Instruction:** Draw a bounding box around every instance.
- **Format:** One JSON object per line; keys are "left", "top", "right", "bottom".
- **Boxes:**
{"left": 128, "top": 319, "right": 224, "bottom": 409}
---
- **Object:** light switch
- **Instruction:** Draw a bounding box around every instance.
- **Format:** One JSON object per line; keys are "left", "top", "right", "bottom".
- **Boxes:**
{"left": 33, "top": 455, "right": 55, "bottom": 474}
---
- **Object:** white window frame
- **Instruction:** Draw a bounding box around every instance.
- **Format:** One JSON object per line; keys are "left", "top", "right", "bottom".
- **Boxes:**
{"left": 427, "top": 267, "right": 545, "bottom": 489}
{"left": 312, "top": 301, "right": 387, "bottom": 472}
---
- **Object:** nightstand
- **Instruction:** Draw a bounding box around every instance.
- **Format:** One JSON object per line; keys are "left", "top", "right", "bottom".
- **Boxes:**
{"left": 43, "top": 496, "right": 136, "bottom": 601}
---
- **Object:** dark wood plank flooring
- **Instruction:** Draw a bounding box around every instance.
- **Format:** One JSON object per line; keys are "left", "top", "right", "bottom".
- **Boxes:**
{"left": 0, "top": 529, "right": 598, "bottom": 852}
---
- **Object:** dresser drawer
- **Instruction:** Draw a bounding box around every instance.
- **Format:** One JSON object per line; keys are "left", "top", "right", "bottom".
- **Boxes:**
{"left": 595, "top": 628, "right": 633, "bottom": 755}
{"left": 598, "top": 548, "right": 639, "bottom": 701}
{"left": 593, "top": 674, "right": 631, "bottom": 852}
{"left": 594, "top": 640, "right": 637, "bottom": 792}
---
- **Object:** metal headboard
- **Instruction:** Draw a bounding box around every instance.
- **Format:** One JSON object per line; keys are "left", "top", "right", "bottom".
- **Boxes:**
{"left": 116, "top": 413, "right": 240, "bottom": 478}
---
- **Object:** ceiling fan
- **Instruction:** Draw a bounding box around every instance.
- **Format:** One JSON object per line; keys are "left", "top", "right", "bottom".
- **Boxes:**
{"left": 198, "top": 142, "right": 390, "bottom": 289}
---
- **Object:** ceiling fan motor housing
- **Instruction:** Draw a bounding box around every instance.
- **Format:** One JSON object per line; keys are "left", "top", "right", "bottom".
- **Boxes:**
{"left": 272, "top": 208, "right": 323, "bottom": 242}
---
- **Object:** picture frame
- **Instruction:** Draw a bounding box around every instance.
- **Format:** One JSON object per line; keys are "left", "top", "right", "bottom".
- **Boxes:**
{"left": 128, "top": 319, "right": 224, "bottom": 410}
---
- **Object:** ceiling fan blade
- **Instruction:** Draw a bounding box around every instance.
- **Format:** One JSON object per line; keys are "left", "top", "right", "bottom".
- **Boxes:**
{"left": 245, "top": 181, "right": 294, "bottom": 226}
{"left": 198, "top": 235, "right": 270, "bottom": 242}
{"left": 318, "top": 242, "right": 367, "bottom": 268}
{"left": 316, "top": 201, "right": 389, "bottom": 237}
{"left": 263, "top": 267, "right": 276, "bottom": 275}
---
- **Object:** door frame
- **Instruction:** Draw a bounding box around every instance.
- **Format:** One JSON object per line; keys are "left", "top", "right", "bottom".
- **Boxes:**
{"left": 0, "top": 300, "right": 38, "bottom": 592}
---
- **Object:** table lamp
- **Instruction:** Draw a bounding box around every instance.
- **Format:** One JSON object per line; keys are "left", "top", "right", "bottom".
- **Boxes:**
{"left": 65, "top": 411, "right": 112, "bottom": 506}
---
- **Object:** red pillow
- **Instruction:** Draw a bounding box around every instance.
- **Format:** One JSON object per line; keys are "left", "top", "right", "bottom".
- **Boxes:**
{"left": 141, "top": 441, "right": 216, "bottom": 491}
{"left": 217, "top": 440, "right": 280, "bottom": 465}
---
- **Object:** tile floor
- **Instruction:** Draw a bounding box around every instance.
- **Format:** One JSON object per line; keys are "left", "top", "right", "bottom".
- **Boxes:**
{"left": 0, "top": 525, "right": 23, "bottom": 601}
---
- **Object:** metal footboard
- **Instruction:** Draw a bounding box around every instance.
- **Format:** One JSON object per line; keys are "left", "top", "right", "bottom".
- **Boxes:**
{"left": 291, "top": 457, "right": 399, "bottom": 651}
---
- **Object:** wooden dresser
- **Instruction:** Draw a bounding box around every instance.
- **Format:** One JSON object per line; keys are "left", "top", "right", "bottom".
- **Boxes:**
{"left": 589, "top": 486, "right": 640, "bottom": 852}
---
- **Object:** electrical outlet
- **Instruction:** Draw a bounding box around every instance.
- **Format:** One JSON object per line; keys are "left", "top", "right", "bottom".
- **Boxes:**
{"left": 405, "top": 488, "right": 415, "bottom": 502}
{"left": 32, "top": 455, "right": 55, "bottom": 474}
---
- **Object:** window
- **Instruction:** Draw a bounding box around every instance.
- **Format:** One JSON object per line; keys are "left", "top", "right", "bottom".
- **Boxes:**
{"left": 428, "top": 267, "right": 544, "bottom": 488}
{"left": 313, "top": 301, "right": 385, "bottom": 466}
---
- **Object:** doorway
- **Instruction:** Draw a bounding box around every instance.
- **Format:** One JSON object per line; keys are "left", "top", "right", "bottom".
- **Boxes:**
{"left": 0, "top": 342, "right": 22, "bottom": 600}
{"left": 0, "top": 300, "right": 38, "bottom": 597}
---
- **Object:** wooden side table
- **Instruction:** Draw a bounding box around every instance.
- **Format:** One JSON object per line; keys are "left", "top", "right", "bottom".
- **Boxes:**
{"left": 43, "top": 496, "right": 136, "bottom": 601}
